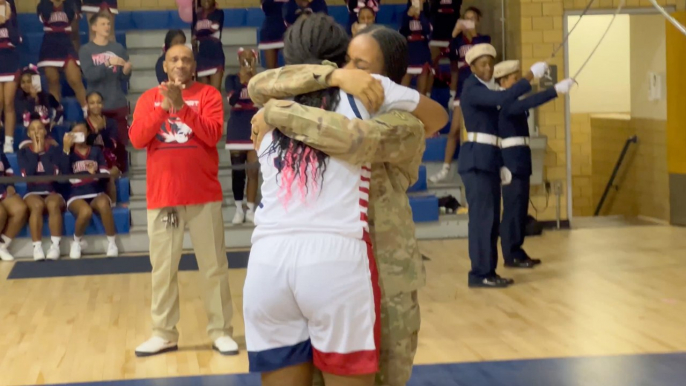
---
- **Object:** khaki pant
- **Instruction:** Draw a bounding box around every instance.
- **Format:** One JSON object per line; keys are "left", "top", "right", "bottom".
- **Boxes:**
{"left": 147, "top": 201, "right": 233, "bottom": 342}
{"left": 312, "top": 291, "right": 421, "bottom": 386}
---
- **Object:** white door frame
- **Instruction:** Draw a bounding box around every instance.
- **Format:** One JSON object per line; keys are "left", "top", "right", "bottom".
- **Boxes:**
{"left": 562, "top": 6, "right": 674, "bottom": 226}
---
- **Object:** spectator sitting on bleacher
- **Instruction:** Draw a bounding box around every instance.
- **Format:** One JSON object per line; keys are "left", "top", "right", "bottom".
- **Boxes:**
{"left": 0, "top": 151, "right": 28, "bottom": 262}
{"left": 84, "top": 91, "right": 122, "bottom": 200}
{"left": 0, "top": 0, "right": 20, "bottom": 154}
{"left": 351, "top": 1, "right": 378, "bottom": 37}
{"left": 18, "top": 119, "right": 66, "bottom": 261}
{"left": 15, "top": 66, "right": 64, "bottom": 133}
{"left": 81, "top": 0, "right": 117, "bottom": 42}
{"left": 37, "top": 0, "right": 88, "bottom": 121}
{"left": 156, "top": 30, "right": 187, "bottom": 84}
{"left": 60, "top": 122, "right": 118, "bottom": 258}
{"left": 80, "top": 12, "right": 132, "bottom": 145}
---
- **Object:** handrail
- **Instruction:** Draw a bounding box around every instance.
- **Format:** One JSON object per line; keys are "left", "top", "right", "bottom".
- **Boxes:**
{"left": 594, "top": 135, "right": 638, "bottom": 216}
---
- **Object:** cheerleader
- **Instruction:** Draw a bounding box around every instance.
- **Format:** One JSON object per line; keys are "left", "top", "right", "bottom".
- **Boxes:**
{"left": 156, "top": 30, "right": 187, "bottom": 84}
{"left": 193, "top": 0, "right": 225, "bottom": 91}
{"left": 60, "top": 122, "right": 119, "bottom": 258}
{"left": 0, "top": 0, "right": 19, "bottom": 153}
{"left": 225, "top": 49, "right": 258, "bottom": 224}
{"left": 82, "top": 0, "right": 117, "bottom": 42}
{"left": 37, "top": 0, "right": 87, "bottom": 117}
{"left": 351, "top": 1, "right": 378, "bottom": 37}
{"left": 429, "top": 6, "right": 490, "bottom": 183}
{"left": 428, "top": 0, "right": 461, "bottom": 63}
{"left": 258, "top": 0, "right": 287, "bottom": 69}
{"left": 283, "top": 0, "right": 328, "bottom": 27}
{"left": 0, "top": 151, "right": 28, "bottom": 262}
{"left": 18, "top": 118, "right": 66, "bottom": 261}
{"left": 346, "top": 0, "right": 378, "bottom": 35}
{"left": 399, "top": 0, "right": 432, "bottom": 95}
{"left": 84, "top": 91, "right": 124, "bottom": 188}
{"left": 15, "top": 67, "right": 64, "bottom": 132}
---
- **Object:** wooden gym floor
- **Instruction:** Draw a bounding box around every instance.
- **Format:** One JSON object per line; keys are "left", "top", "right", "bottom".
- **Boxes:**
{"left": 2, "top": 224, "right": 686, "bottom": 385}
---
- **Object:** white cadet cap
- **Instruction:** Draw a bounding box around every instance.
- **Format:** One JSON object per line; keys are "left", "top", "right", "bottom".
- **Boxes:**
{"left": 494, "top": 60, "right": 520, "bottom": 78}
{"left": 465, "top": 43, "right": 497, "bottom": 65}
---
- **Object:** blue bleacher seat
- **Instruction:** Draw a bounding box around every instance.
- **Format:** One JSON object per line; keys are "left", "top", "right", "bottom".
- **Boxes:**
{"left": 116, "top": 178, "right": 130, "bottom": 203}
{"left": 225, "top": 9, "right": 247, "bottom": 27}
{"left": 407, "top": 165, "right": 427, "bottom": 193}
{"left": 64, "top": 207, "right": 131, "bottom": 235}
{"left": 114, "top": 12, "right": 135, "bottom": 31}
{"left": 423, "top": 136, "right": 459, "bottom": 162}
{"left": 328, "top": 7, "right": 349, "bottom": 26}
{"left": 132, "top": 11, "right": 170, "bottom": 30}
{"left": 167, "top": 12, "right": 190, "bottom": 29}
{"left": 6, "top": 153, "right": 19, "bottom": 174}
{"left": 409, "top": 195, "right": 439, "bottom": 223}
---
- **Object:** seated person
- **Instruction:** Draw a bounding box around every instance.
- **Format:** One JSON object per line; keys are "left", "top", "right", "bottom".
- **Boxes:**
{"left": 18, "top": 119, "right": 66, "bottom": 261}
{"left": 15, "top": 66, "right": 64, "bottom": 131}
{"left": 60, "top": 122, "right": 119, "bottom": 259}
{"left": 85, "top": 92, "right": 125, "bottom": 184}
{"left": 0, "top": 152, "right": 28, "bottom": 261}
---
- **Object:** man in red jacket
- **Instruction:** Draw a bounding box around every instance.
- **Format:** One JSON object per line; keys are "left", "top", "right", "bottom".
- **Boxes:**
{"left": 129, "top": 44, "right": 238, "bottom": 357}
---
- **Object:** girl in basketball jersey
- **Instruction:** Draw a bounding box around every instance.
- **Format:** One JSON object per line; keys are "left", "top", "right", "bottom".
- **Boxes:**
{"left": 399, "top": 0, "right": 432, "bottom": 95}
{"left": 82, "top": 0, "right": 117, "bottom": 42}
{"left": 259, "top": 0, "right": 287, "bottom": 69}
{"left": 283, "top": 0, "right": 328, "bottom": 26}
{"left": 193, "top": 0, "right": 225, "bottom": 90}
{"left": 225, "top": 49, "right": 259, "bottom": 225}
{"left": 84, "top": 91, "right": 123, "bottom": 201}
{"left": 429, "top": 6, "right": 490, "bottom": 183}
{"left": 0, "top": 0, "right": 19, "bottom": 153}
{"left": 60, "top": 122, "right": 119, "bottom": 258}
{"left": 351, "top": 2, "right": 377, "bottom": 36}
{"left": 156, "top": 30, "right": 187, "bottom": 84}
{"left": 37, "top": 0, "right": 88, "bottom": 118}
{"left": 15, "top": 67, "right": 64, "bottom": 131}
{"left": 18, "top": 118, "right": 66, "bottom": 261}
{"left": 0, "top": 151, "right": 28, "bottom": 262}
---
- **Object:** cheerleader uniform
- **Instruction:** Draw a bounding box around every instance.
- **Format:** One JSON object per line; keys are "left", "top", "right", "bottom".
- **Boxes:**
{"left": 0, "top": 153, "right": 14, "bottom": 201}
{"left": 17, "top": 144, "right": 64, "bottom": 199}
{"left": 86, "top": 116, "right": 124, "bottom": 171}
{"left": 193, "top": 8, "right": 225, "bottom": 78}
{"left": 429, "top": 0, "right": 461, "bottom": 48}
{"left": 81, "top": 0, "right": 118, "bottom": 14}
{"left": 400, "top": 11, "right": 432, "bottom": 75}
{"left": 0, "top": 18, "right": 20, "bottom": 83}
{"left": 283, "top": 0, "right": 328, "bottom": 27}
{"left": 59, "top": 145, "right": 110, "bottom": 207}
{"left": 225, "top": 74, "right": 257, "bottom": 150}
{"left": 15, "top": 91, "right": 64, "bottom": 128}
{"left": 37, "top": 0, "right": 80, "bottom": 69}
{"left": 259, "top": 0, "right": 288, "bottom": 50}
{"left": 449, "top": 33, "right": 490, "bottom": 106}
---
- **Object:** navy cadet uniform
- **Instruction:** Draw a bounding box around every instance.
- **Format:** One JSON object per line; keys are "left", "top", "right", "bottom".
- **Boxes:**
{"left": 81, "top": 0, "right": 118, "bottom": 14}
{"left": 17, "top": 144, "right": 64, "bottom": 199}
{"left": 0, "top": 11, "right": 20, "bottom": 83}
{"left": 457, "top": 44, "right": 532, "bottom": 288}
{"left": 224, "top": 73, "right": 258, "bottom": 151}
{"left": 448, "top": 33, "right": 490, "bottom": 108}
{"left": 58, "top": 145, "right": 110, "bottom": 207}
{"left": 495, "top": 60, "right": 557, "bottom": 268}
{"left": 193, "top": 8, "right": 225, "bottom": 78}
{"left": 259, "top": 0, "right": 288, "bottom": 50}
{"left": 37, "top": 0, "right": 80, "bottom": 69}
{"left": 399, "top": 3, "right": 432, "bottom": 76}
{"left": 429, "top": 0, "right": 461, "bottom": 49}
{"left": 283, "top": 0, "right": 328, "bottom": 27}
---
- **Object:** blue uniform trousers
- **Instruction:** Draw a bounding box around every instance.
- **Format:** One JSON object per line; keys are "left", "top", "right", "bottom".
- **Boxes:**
{"left": 461, "top": 170, "right": 501, "bottom": 281}
{"left": 501, "top": 174, "right": 530, "bottom": 263}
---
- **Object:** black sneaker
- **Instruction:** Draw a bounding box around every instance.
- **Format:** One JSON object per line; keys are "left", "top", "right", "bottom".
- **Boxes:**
{"left": 468, "top": 275, "right": 514, "bottom": 288}
{"left": 504, "top": 258, "right": 537, "bottom": 268}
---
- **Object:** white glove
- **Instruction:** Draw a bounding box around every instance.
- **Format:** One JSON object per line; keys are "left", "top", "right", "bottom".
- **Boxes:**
{"left": 500, "top": 167, "right": 512, "bottom": 186}
{"left": 530, "top": 62, "right": 549, "bottom": 79}
{"left": 554, "top": 78, "right": 575, "bottom": 94}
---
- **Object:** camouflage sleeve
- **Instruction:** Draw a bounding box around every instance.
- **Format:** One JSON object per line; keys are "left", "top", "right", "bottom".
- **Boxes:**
{"left": 263, "top": 99, "right": 426, "bottom": 166}
{"left": 247, "top": 64, "right": 336, "bottom": 106}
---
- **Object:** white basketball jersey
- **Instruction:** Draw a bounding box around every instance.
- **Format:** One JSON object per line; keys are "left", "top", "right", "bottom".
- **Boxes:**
{"left": 251, "top": 75, "right": 420, "bottom": 243}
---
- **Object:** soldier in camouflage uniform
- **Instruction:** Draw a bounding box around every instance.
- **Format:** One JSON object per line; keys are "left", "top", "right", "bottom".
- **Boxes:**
{"left": 249, "top": 63, "right": 427, "bottom": 386}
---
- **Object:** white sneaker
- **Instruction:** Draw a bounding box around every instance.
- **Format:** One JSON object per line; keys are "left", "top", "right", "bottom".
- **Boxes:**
{"left": 135, "top": 336, "right": 178, "bottom": 357}
{"left": 429, "top": 168, "right": 450, "bottom": 184}
{"left": 3, "top": 141, "right": 13, "bottom": 154}
{"left": 33, "top": 246, "right": 46, "bottom": 261}
{"left": 70, "top": 241, "right": 82, "bottom": 259}
{"left": 107, "top": 242, "right": 118, "bottom": 257}
{"left": 232, "top": 210, "right": 245, "bottom": 224}
{"left": 46, "top": 244, "right": 60, "bottom": 260}
{"left": 245, "top": 209, "right": 255, "bottom": 224}
{"left": 0, "top": 246, "right": 14, "bottom": 261}
{"left": 212, "top": 336, "right": 239, "bottom": 356}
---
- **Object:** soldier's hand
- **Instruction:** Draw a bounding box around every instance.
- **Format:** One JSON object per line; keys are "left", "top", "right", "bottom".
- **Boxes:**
{"left": 250, "top": 110, "right": 270, "bottom": 150}
{"left": 328, "top": 69, "right": 384, "bottom": 114}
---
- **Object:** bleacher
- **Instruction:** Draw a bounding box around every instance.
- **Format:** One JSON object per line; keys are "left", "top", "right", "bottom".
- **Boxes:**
{"left": 7, "top": 5, "right": 470, "bottom": 259}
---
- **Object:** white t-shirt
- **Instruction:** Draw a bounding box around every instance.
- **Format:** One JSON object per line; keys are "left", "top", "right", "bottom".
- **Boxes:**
{"left": 251, "top": 75, "right": 420, "bottom": 243}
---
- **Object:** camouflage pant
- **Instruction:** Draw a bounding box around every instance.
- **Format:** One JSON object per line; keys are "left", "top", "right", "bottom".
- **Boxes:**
{"left": 312, "top": 291, "right": 421, "bottom": 386}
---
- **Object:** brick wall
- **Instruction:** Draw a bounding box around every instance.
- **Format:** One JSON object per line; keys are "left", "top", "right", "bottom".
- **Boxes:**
{"left": 632, "top": 118, "right": 670, "bottom": 221}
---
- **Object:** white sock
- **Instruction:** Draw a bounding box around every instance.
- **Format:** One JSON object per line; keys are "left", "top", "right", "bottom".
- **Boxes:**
{"left": 425, "top": 92, "right": 431, "bottom": 97}
{"left": 246, "top": 202, "right": 255, "bottom": 212}
{"left": 5, "top": 136, "right": 13, "bottom": 145}
{"left": 1, "top": 234, "right": 12, "bottom": 246}
{"left": 107, "top": 236, "right": 116, "bottom": 245}
{"left": 74, "top": 235, "right": 82, "bottom": 243}
{"left": 235, "top": 201, "right": 244, "bottom": 213}
{"left": 51, "top": 236, "right": 61, "bottom": 246}
{"left": 450, "top": 90, "right": 456, "bottom": 98}
{"left": 32, "top": 241, "right": 42, "bottom": 249}
{"left": 442, "top": 163, "right": 451, "bottom": 171}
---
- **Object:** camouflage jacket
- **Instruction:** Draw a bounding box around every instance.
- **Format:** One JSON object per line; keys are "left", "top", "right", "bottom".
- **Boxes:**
{"left": 250, "top": 64, "right": 427, "bottom": 296}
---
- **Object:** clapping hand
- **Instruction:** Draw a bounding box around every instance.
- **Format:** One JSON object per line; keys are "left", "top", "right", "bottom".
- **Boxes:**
{"left": 159, "top": 80, "right": 186, "bottom": 111}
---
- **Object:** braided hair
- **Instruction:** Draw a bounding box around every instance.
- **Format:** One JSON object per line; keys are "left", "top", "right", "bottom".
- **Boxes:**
{"left": 267, "top": 13, "right": 350, "bottom": 206}
{"left": 356, "top": 25, "right": 409, "bottom": 84}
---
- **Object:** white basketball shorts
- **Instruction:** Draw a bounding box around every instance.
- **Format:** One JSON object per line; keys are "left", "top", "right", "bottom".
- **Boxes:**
{"left": 243, "top": 232, "right": 381, "bottom": 375}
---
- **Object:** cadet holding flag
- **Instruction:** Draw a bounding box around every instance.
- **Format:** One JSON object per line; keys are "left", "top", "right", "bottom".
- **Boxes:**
{"left": 458, "top": 43, "right": 548, "bottom": 288}
{"left": 494, "top": 60, "right": 574, "bottom": 268}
